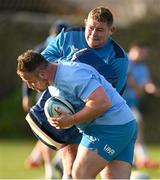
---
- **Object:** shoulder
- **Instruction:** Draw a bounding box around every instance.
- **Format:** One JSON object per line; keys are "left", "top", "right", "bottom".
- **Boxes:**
{"left": 55, "top": 26, "right": 84, "bottom": 40}
{"left": 58, "top": 26, "right": 85, "bottom": 41}
{"left": 64, "top": 26, "right": 85, "bottom": 33}
{"left": 60, "top": 61, "right": 93, "bottom": 75}
{"left": 110, "top": 39, "right": 127, "bottom": 59}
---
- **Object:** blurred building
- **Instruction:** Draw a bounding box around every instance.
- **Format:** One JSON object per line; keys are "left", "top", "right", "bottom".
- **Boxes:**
{"left": 0, "top": 0, "right": 160, "bottom": 26}
{"left": 66, "top": 0, "right": 160, "bottom": 26}
{"left": 0, "top": 0, "right": 82, "bottom": 14}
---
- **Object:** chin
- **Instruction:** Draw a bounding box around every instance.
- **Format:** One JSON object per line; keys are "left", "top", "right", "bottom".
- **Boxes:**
{"left": 90, "top": 45, "right": 101, "bottom": 49}
{"left": 89, "top": 44, "right": 97, "bottom": 48}
{"left": 89, "top": 42, "right": 101, "bottom": 48}
{"left": 37, "top": 87, "right": 46, "bottom": 92}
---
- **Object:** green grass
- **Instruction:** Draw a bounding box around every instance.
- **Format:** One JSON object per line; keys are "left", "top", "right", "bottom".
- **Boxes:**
{"left": 0, "top": 139, "right": 49, "bottom": 179}
{"left": 135, "top": 145, "right": 160, "bottom": 179}
{"left": 1, "top": 139, "right": 160, "bottom": 179}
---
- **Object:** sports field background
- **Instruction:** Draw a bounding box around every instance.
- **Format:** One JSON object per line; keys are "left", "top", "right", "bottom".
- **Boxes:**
{"left": 1, "top": 13, "right": 160, "bottom": 143}
{"left": 1, "top": 140, "right": 160, "bottom": 179}
{"left": 1, "top": 3, "right": 160, "bottom": 179}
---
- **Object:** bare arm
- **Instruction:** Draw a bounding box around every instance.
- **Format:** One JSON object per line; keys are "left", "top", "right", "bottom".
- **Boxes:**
{"left": 144, "top": 81, "right": 160, "bottom": 97}
{"left": 48, "top": 86, "right": 112, "bottom": 129}
{"left": 128, "top": 72, "right": 160, "bottom": 97}
{"left": 128, "top": 74, "right": 144, "bottom": 97}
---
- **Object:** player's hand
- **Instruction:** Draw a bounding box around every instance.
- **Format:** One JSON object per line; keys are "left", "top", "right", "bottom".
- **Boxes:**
{"left": 48, "top": 107, "right": 74, "bottom": 129}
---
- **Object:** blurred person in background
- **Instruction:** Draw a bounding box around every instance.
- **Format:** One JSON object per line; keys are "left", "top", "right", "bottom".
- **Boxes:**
{"left": 22, "top": 19, "right": 69, "bottom": 179}
{"left": 123, "top": 42, "right": 160, "bottom": 169}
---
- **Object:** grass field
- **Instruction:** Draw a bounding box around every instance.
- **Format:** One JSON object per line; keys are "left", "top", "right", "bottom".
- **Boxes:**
{"left": 0, "top": 139, "right": 45, "bottom": 179}
{"left": 1, "top": 139, "right": 160, "bottom": 179}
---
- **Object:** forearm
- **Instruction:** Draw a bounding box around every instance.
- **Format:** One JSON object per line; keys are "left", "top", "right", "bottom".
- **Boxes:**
{"left": 128, "top": 75, "right": 144, "bottom": 96}
{"left": 145, "top": 82, "right": 160, "bottom": 96}
{"left": 69, "top": 86, "right": 112, "bottom": 126}
{"left": 48, "top": 87, "right": 112, "bottom": 129}
{"left": 70, "top": 100, "right": 111, "bottom": 125}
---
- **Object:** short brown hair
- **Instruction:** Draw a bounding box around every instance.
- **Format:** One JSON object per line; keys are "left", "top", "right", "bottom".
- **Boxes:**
{"left": 17, "top": 50, "right": 48, "bottom": 75}
{"left": 87, "top": 6, "right": 113, "bottom": 26}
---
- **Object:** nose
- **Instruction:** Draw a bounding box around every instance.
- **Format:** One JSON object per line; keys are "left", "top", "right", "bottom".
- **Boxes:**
{"left": 91, "top": 29, "right": 97, "bottom": 36}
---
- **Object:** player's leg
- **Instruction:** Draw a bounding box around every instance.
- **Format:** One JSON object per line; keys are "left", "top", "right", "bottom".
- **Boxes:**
{"left": 52, "top": 151, "right": 63, "bottom": 177}
{"left": 73, "top": 120, "right": 137, "bottom": 179}
{"left": 72, "top": 147, "right": 132, "bottom": 179}
{"left": 39, "top": 141, "right": 55, "bottom": 179}
{"left": 60, "top": 132, "right": 82, "bottom": 179}
{"left": 25, "top": 140, "right": 43, "bottom": 168}
{"left": 100, "top": 160, "right": 131, "bottom": 179}
{"left": 100, "top": 121, "right": 138, "bottom": 179}
{"left": 132, "top": 107, "right": 160, "bottom": 168}
{"left": 72, "top": 145, "right": 107, "bottom": 179}
{"left": 60, "top": 144, "right": 78, "bottom": 179}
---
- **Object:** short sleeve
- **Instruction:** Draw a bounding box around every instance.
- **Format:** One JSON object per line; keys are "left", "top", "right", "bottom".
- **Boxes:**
{"left": 76, "top": 76, "right": 102, "bottom": 101}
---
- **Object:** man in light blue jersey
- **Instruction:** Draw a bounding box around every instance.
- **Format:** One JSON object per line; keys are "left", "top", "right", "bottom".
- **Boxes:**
{"left": 17, "top": 50, "right": 137, "bottom": 179}
{"left": 25, "top": 7, "right": 129, "bottom": 179}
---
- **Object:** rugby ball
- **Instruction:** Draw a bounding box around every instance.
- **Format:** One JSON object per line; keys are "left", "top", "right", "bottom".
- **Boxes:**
{"left": 44, "top": 96, "right": 75, "bottom": 118}
{"left": 25, "top": 91, "right": 79, "bottom": 150}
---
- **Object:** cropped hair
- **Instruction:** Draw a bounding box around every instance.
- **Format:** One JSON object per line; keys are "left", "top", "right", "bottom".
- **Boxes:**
{"left": 87, "top": 6, "right": 113, "bottom": 26}
{"left": 17, "top": 50, "right": 48, "bottom": 74}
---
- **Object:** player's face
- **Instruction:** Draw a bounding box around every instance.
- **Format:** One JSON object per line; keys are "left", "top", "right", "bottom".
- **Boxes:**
{"left": 20, "top": 72, "right": 49, "bottom": 92}
{"left": 85, "top": 18, "right": 114, "bottom": 48}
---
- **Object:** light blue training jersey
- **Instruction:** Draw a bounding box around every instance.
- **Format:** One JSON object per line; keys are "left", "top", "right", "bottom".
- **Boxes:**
{"left": 42, "top": 27, "right": 129, "bottom": 95}
{"left": 48, "top": 61, "right": 135, "bottom": 131}
{"left": 123, "top": 60, "right": 150, "bottom": 107}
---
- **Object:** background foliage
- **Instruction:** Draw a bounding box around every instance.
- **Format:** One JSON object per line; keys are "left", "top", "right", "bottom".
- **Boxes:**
{"left": 0, "top": 12, "right": 160, "bottom": 143}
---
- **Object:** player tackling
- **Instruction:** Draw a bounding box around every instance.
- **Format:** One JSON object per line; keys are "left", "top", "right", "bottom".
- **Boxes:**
{"left": 17, "top": 49, "right": 137, "bottom": 179}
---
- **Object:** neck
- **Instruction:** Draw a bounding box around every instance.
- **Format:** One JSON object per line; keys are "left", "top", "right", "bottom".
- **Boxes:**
{"left": 48, "top": 64, "right": 58, "bottom": 85}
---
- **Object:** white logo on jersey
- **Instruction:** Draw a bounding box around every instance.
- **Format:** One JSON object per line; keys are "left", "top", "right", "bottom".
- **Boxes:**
{"left": 103, "top": 58, "right": 109, "bottom": 64}
{"left": 88, "top": 135, "right": 99, "bottom": 143}
{"left": 71, "top": 45, "right": 79, "bottom": 53}
{"left": 104, "top": 144, "right": 115, "bottom": 156}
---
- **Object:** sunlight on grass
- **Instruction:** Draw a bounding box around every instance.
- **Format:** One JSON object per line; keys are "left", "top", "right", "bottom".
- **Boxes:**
{"left": 138, "top": 145, "right": 160, "bottom": 179}
{"left": 0, "top": 140, "right": 44, "bottom": 179}
{"left": 0, "top": 140, "right": 160, "bottom": 179}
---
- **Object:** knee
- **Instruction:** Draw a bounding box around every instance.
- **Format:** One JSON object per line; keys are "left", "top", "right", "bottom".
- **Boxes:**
{"left": 72, "top": 164, "right": 81, "bottom": 179}
{"left": 72, "top": 163, "right": 89, "bottom": 179}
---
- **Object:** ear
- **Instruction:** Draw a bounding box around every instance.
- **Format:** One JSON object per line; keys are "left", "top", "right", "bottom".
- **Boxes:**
{"left": 39, "top": 70, "right": 48, "bottom": 79}
{"left": 84, "top": 18, "right": 87, "bottom": 26}
{"left": 110, "top": 26, "right": 116, "bottom": 35}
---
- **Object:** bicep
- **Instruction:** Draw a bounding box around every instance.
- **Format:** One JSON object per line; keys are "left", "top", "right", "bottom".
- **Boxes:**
{"left": 86, "top": 86, "right": 112, "bottom": 110}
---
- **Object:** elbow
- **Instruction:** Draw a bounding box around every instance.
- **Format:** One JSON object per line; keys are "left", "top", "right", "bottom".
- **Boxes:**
{"left": 106, "top": 101, "right": 112, "bottom": 110}
{"left": 102, "top": 99, "right": 112, "bottom": 111}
